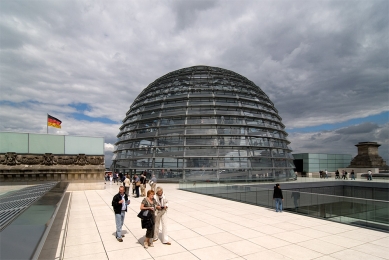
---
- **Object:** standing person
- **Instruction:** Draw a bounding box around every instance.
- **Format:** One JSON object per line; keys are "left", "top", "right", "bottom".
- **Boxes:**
{"left": 149, "top": 174, "right": 157, "bottom": 192}
{"left": 104, "top": 172, "right": 108, "bottom": 184}
{"left": 341, "top": 170, "right": 345, "bottom": 179}
{"left": 124, "top": 174, "right": 131, "bottom": 195}
{"left": 140, "top": 190, "right": 156, "bottom": 249}
{"left": 335, "top": 170, "right": 340, "bottom": 179}
{"left": 367, "top": 170, "right": 373, "bottom": 180}
{"left": 273, "top": 183, "right": 283, "bottom": 212}
{"left": 134, "top": 174, "right": 140, "bottom": 198}
{"left": 325, "top": 169, "right": 328, "bottom": 179}
{"left": 113, "top": 172, "right": 118, "bottom": 184}
{"left": 344, "top": 170, "right": 348, "bottom": 180}
{"left": 112, "top": 186, "right": 130, "bottom": 242}
{"left": 140, "top": 172, "right": 147, "bottom": 197}
{"left": 153, "top": 187, "right": 171, "bottom": 245}
{"left": 132, "top": 176, "right": 136, "bottom": 195}
{"left": 350, "top": 170, "right": 356, "bottom": 180}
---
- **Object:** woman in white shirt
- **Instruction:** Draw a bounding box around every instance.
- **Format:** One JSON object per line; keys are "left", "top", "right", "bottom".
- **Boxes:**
{"left": 153, "top": 187, "right": 171, "bottom": 245}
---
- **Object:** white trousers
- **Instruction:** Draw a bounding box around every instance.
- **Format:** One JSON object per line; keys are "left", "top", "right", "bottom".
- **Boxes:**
{"left": 154, "top": 210, "right": 169, "bottom": 243}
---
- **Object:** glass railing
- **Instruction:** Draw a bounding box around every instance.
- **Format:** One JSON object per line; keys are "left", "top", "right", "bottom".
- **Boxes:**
{"left": 179, "top": 180, "right": 389, "bottom": 231}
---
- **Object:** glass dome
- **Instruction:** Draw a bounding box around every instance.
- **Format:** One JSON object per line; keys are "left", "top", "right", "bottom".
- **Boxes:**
{"left": 112, "top": 65, "right": 295, "bottom": 181}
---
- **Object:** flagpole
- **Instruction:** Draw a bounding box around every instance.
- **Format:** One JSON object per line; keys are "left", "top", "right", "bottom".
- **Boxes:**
{"left": 47, "top": 113, "right": 48, "bottom": 134}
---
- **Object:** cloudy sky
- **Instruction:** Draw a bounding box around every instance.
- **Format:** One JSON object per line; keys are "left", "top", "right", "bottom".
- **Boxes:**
{"left": 0, "top": 0, "right": 388, "bottom": 167}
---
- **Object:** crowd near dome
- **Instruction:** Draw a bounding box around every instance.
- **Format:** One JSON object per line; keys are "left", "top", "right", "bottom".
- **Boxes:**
{"left": 112, "top": 65, "right": 296, "bottom": 181}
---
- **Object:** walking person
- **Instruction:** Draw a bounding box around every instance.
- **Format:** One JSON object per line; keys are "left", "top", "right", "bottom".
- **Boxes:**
{"left": 273, "top": 183, "right": 283, "bottom": 212}
{"left": 367, "top": 170, "right": 373, "bottom": 180}
{"left": 112, "top": 186, "right": 130, "bottom": 242}
{"left": 140, "top": 190, "right": 156, "bottom": 249}
{"left": 335, "top": 170, "right": 340, "bottom": 179}
{"left": 113, "top": 172, "right": 119, "bottom": 184}
{"left": 350, "top": 170, "right": 356, "bottom": 180}
{"left": 149, "top": 174, "right": 157, "bottom": 192}
{"left": 132, "top": 175, "right": 136, "bottom": 195}
{"left": 140, "top": 172, "right": 147, "bottom": 197}
{"left": 124, "top": 174, "right": 131, "bottom": 194}
{"left": 153, "top": 187, "right": 171, "bottom": 245}
{"left": 134, "top": 174, "right": 140, "bottom": 198}
{"left": 344, "top": 170, "right": 348, "bottom": 180}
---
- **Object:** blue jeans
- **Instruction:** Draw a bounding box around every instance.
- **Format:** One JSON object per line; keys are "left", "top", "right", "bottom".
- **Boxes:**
{"left": 275, "top": 198, "right": 283, "bottom": 212}
{"left": 115, "top": 211, "right": 125, "bottom": 238}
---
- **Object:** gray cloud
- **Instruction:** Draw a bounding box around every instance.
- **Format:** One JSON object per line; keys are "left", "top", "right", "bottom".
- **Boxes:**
{"left": 336, "top": 122, "right": 379, "bottom": 134}
{"left": 290, "top": 122, "right": 389, "bottom": 162}
{"left": 0, "top": 0, "right": 388, "bottom": 167}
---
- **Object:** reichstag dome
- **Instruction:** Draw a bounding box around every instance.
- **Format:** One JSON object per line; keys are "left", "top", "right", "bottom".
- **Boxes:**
{"left": 112, "top": 65, "right": 295, "bottom": 181}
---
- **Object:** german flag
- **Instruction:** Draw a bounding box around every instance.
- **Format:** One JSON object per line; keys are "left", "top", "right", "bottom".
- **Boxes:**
{"left": 48, "top": 114, "right": 62, "bottom": 128}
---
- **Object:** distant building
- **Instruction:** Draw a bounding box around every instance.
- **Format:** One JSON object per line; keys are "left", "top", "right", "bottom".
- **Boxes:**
{"left": 349, "top": 142, "right": 388, "bottom": 170}
{"left": 293, "top": 153, "right": 352, "bottom": 173}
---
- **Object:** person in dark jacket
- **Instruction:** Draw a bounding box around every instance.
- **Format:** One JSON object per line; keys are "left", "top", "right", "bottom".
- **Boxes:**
{"left": 273, "top": 183, "right": 283, "bottom": 212}
{"left": 112, "top": 186, "right": 130, "bottom": 242}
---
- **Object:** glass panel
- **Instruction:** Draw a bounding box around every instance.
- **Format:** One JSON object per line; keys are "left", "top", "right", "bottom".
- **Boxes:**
{"left": 185, "top": 158, "right": 217, "bottom": 168}
{"left": 137, "top": 119, "right": 158, "bottom": 128}
{"left": 246, "top": 118, "right": 265, "bottom": 126}
{"left": 163, "top": 99, "right": 187, "bottom": 108}
{"left": 251, "top": 169, "right": 273, "bottom": 178}
{"left": 0, "top": 132, "right": 29, "bottom": 153}
{"left": 186, "top": 169, "right": 217, "bottom": 179}
{"left": 218, "top": 157, "right": 248, "bottom": 168}
{"left": 186, "top": 126, "right": 217, "bottom": 135}
{"left": 273, "top": 158, "right": 287, "bottom": 167}
{"left": 154, "top": 158, "right": 183, "bottom": 168}
{"left": 217, "top": 116, "right": 244, "bottom": 125}
{"left": 155, "top": 146, "right": 184, "bottom": 156}
{"left": 161, "top": 107, "right": 186, "bottom": 116}
{"left": 156, "top": 136, "right": 184, "bottom": 146}
{"left": 65, "top": 136, "right": 104, "bottom": 155}
{"left": 158, "top": 126, "right": 185, "bottom": 136}
{"left": 251, "top": 158, "right": 272, "bottom": 167}
{"left": 131, "top": 159, "right": 152, "bottom": 168}
{"left": 140, "top": 110, "right": 160, "bottom": 119}
{"left": 186, "top": 117, "right": 216, "bottom": 125}
{"left": 252, "top": 148, "right": 271, "bottom": 157}
{"left": 160, "top": 117, "right": 185, "bottom": 126}
{"left": 185, "top": 147, "right": 217, "bottom": 156}
{"left": 188, "top": 98, "right": 213, "bottom": 105}
{"left": 187, "top": 106, "right": 214, "bottom": 115}
{"left": 218, "top": 126, "right": 245, "bottom": 135}
{"left": 218, "top": 148, "right": 247, "bottom": 157}
{"left": 29, "top": 134, "right": 64, "bottom": 154}
{"left": 250, "top": 137, "right": 269, "bottom": 147}
{"left": 217, "top": 136, "right": 245, "bottom": 146}
{"left": 215, "top": 108, "right": 240, "bottom": 115}
{"left": 214, "top": 98, "right": 239, "bottom": 106}
{"left": 247, "top": 128, "right": 268, "bottom": 137}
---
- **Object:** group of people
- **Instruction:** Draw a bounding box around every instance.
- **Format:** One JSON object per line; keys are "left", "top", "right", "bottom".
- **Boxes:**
{"left": 109, "top": 172, "right": 158, "bottom": 198}
{"left": 335, "top": 170, "right": 356, "bottom": 180}
{"left": 112, "top": 185, "right": 171, "bottom": 249}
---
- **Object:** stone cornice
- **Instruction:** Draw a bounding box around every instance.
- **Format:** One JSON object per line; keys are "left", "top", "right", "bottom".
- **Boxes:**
{"left": 0, "top": 152, "right": 104, "bottom": 166}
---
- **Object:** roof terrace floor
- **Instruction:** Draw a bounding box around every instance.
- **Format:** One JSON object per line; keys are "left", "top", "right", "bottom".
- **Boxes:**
{"left": 42, "top": 181, "right": 389, "bottom": 260}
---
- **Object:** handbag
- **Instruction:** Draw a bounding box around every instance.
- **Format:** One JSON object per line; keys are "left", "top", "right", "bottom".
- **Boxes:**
{"left": 137, "top": 209, "right": 153, "bottom": 219}
{"left": 137, "top": 210, "right": 149, "bottom": 219}
{"left": 136, "top": 181, "right": 141, "bottom": 186}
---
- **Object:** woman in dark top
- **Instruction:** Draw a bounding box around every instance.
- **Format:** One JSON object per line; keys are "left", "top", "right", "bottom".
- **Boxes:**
{"left": 273, "top": 183, "right": 283, "bottom": 212}
{"left": 140, "top": 190, "right": 157, "bottom": 249}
